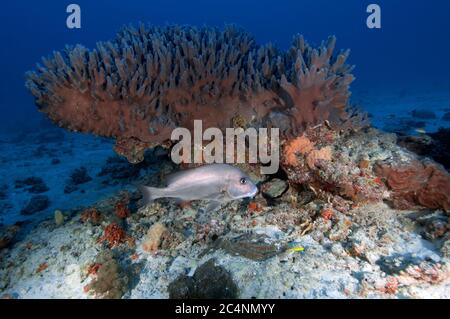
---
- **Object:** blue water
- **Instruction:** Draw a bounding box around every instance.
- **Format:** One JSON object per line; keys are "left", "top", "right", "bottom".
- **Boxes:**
{"left": 1, "top": 0, "right": 450, "bottom": 131}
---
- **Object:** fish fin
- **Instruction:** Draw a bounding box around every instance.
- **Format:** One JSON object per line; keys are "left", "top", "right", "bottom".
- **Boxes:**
{"left": 164, "top": 168, "right": 193, "bottom": 186}
{"left": 138, "top": 186, "right": 163, "bottom": 206}
{"left": 203, "top": 201, "right": 222, "bottom": 214}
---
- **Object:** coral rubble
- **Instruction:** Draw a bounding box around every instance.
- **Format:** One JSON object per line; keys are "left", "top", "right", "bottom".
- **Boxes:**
{"left": 26, "top": 25, "right": 364, "bottom": 163}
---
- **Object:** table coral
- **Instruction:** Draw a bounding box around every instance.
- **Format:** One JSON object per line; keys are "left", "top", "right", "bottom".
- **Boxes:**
{"left": 26, "top": 24, "right": 365, "bottom": 163}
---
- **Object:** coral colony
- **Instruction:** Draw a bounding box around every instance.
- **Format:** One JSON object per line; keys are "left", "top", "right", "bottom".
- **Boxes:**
{"left": 26, "top": 25, "right": 365, "bottom": 164}
{"left": 25, "top": 24, "right": 449, "bottom": 212}
{"left": 2, "top": 23, "right": 447, "bottom": 299}
{"left": 170, "top": 120, "right": 280, "bottom": 174}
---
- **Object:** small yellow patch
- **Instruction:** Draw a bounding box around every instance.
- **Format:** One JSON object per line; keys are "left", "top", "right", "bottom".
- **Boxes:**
{"left": 287, "top": 247, "right": 305, "bottom": 253}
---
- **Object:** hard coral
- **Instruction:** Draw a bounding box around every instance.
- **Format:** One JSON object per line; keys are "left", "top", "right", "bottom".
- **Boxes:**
{"left": 374, "top": 159, "right": 450, "bottom": 212}
{"left": 26, "top": 24, "right": 364, "bottom": 163}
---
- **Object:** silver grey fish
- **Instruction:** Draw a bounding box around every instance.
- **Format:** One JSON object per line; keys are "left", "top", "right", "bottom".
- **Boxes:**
{"left": 139, "top": 164, "right": 258, "bottom": 212}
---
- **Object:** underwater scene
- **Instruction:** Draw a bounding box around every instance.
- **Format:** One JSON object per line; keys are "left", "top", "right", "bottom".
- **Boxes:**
{"left": 0, "top": 0, "right": 449, "bottom": 301}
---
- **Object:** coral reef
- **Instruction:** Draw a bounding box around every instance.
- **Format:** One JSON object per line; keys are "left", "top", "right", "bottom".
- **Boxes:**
{"left": 260, "top": 178, "right": 289, "bottom": 199}
{"left": 397, "top": 128, "right": 450, "bottom": 169}
{"left": 115, "top": 200, "right": 130, "bottom": 219}
{"left": 15, "top": 177, "right": 49, "bottom": 194}
{"left": 208, "top": 233, "right": 287, "bottom": 261}
{"left": 83, "top": 251, "right": 129, "bottom": 299}
{"left": 20, "top": 195, "right": 50, "bottom": 215}
{"left": 411, "top": 109, "right": 437, "bottom": 120}
{"left": 374, "top": 159, "right": 450, "bottom": 212}
{"left": 64, "top": 166, "right": 92, "bottom": 194}
{"left": 80, "top": 207, "right": 103, "bottom": 225}
{"left": 142, "top": 222, "right": 167, "bottom": 253}
{"left": 26, "top": 25, "right": 364, "bottom": 163}
{"left": 98, "top": 223, "right": 130, "bottom": 248}
{"left": 281, "top": 126, "right": 387, "bottom": 204}
{"left": 98, "top": 155, "right": 141, "bottom": 183}
{"left": 0, "top": 225, "right": 19, "bottom": 250}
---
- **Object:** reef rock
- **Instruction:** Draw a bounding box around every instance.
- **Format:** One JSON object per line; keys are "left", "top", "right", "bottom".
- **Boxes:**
{"left": 281, "top": 126, "right": 387, "bottom": 204}
{"left": 64, "top": 166, "right": 92, "bottom": 194}
{"left": 20, "top": 195, "right": 50, "bottom": 215}
{"left": 374, "top": 159, "right": 450, "bottom": 212}
{"left": 261, "top": 178, "right": 289, "bottom": 199}
{"left": 397, "top": 128, "right": 450, "bottom": 169}
{"left": 168, "top": 259, "right": 238, "bottom": 299}
{"left": 15, "top": 177, "right": 49, "bottom": 194}
{"left": 411, "top": 109, "right": 436, "bottom": 120}
{"left": 0, "top": 225, "right": 20, "bottom": 250}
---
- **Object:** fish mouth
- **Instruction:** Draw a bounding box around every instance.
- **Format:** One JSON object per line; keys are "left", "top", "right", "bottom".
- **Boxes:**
{"left": 230, "top": 186, "right": 258, "bottom": 199}
{"left": 247, "top": 187, "right": 258, "bottom": 198}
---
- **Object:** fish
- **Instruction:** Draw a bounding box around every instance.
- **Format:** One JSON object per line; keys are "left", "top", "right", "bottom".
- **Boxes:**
{"left": 287, "top": 247, "right": 305, "bottom": 253}
{"left": 415, "top": 128, "right": 427, "bottom": 134}
{"left": 139, "top": 164, "right": 258, "bottom": 213}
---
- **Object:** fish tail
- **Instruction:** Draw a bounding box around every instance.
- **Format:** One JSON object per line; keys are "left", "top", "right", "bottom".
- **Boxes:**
{"left": 138, "top": 186, "right": 164, "bottom": 205}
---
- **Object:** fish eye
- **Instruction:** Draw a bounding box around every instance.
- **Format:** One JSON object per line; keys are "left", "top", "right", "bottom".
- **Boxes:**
{"left": 240, "top": 177, "right": 247, "bottom": 185}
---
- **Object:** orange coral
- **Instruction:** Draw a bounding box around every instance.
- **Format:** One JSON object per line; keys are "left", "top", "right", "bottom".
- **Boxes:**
{"left": 374, "top": 160, "right": 450, "bottom": 211}
{"left": 283, "top": 136, "right": 315, "bottom": 166}
{"left": 87, "top": 263, "right": 102, "bottom": 276}
{"left": 80, "top": 208, "right": 103, "bottom": 225}
{"left": 98, "top": 223, "right": 128, "bottom": 248}
{"left": 130, "top": 253, "right": 139, "bottom": 261}
{"left": 283, "top": 135, "right": 332, "bottom": 169}
{"left": 115, "top": 202, "right": 130, "bottom": 219}
{"left": 321, "top": 209, "right": 334, "bottom": 220}
{"left": 383, "top": 276, "right": 399, "bottom": 294}
{"left": 36, "top": 262, "right": 48, "bottom": 274}
{"left": 306, "top": 146, "right": 332, "bottom": 169}
{"left": 247, "top": 201, "right": 262, "bottom": 213}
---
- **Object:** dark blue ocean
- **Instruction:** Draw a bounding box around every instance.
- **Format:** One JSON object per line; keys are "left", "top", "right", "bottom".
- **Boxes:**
{"left": 1, "top": 0, "right": 450, "bottom": 131}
